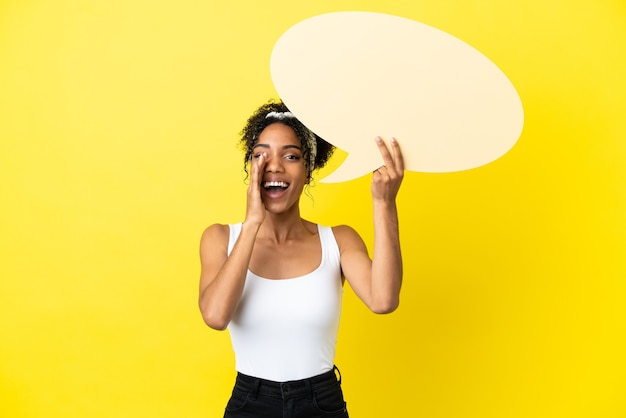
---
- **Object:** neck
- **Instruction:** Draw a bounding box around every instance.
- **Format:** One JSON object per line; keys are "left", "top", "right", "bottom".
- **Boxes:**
{"left": 258, "top": 208, "right": 310, "bottom": 243}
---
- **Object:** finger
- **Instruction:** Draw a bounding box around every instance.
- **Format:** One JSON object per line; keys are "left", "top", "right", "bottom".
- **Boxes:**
{"left": 373, "top": 167, "right": 390, "bottom": 183}
{"left": 250, "top": 153, "right": 266, "bottom": 189}
{"left": 390, "top": 137, "right": 405, "bottom": 173}
{"left": 375, "top": 136, "right": 395, "bottom": 168}
{"left": 257, "top": 154, "right": 267, "bottom": 185}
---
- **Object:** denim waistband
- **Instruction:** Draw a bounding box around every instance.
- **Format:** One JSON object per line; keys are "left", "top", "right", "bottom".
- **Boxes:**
{"left": 234, "top": 366, "right": 341, "bottom": 399}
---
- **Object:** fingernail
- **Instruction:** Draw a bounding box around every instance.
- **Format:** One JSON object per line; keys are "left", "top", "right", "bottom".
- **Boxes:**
{"left": 391, "top": 137, "right": 397, "bottom": 143}
{"left": 375, "top": 136, "right": 382, "bottom": 143}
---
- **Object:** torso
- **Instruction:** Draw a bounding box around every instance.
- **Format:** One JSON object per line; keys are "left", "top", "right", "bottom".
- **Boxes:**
{"left": 226, "top": 221, "right": 344, "bottom": 381}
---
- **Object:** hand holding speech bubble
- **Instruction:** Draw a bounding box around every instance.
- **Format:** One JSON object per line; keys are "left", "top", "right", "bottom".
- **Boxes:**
{"left": 270, "top": 12, "right": 524, "bottom": 182}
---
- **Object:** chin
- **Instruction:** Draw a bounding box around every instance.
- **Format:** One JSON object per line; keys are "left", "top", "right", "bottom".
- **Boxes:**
{"left": 263, "top": 202, "right": 298, "bottom": 215}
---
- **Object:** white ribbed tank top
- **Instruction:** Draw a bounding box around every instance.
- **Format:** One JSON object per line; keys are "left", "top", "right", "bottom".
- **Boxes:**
{"left": 227, "top": 223, "right": 343, "bottom": 381}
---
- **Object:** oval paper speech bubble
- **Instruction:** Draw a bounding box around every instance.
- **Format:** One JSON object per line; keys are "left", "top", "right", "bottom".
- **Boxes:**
{"left": 270, "top": 12, "right": 524, "bottom": 182}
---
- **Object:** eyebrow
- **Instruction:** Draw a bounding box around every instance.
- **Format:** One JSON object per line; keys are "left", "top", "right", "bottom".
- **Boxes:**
{"left": 253, "top": 144, "right": 302, "bottom": 151}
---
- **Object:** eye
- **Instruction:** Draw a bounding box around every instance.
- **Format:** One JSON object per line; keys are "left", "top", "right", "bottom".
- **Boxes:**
{"left": 285, "top": 154, "right": 301, "bottom": 161}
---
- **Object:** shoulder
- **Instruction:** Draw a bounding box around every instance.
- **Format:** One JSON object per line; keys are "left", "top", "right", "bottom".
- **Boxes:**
{"left": 200, "top": 223, "right": 231, "bottom": 250}
{"left": 331, "top": 225, "right": 366, "bottom": 250}
{"left": 331, "top": 224, "right": 359, "bottom": 237}
{"left": 201, "top": 223, "right": 231, "bottom": 238}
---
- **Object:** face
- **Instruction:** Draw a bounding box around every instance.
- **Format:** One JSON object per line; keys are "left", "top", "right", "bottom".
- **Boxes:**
{"left": 252, "top": 123, "right": 308, "bottom": 214}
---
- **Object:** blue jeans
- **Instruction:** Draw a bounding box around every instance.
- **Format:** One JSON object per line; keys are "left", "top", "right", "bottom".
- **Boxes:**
{"left": 223, "top": 366, "right": 349, "bottom": 417}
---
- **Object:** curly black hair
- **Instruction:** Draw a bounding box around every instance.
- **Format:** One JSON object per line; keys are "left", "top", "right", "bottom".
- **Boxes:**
{"left": 239, "top": 100, "right": 335, "bottom": 179}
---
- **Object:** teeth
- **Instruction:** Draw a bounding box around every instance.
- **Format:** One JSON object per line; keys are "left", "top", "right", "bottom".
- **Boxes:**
{"left": 264, "top": 181, "right": 288, "bottom": 188}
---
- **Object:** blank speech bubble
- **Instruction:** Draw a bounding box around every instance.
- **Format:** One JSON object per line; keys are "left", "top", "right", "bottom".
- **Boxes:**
{"left": 270, "top": 12, "right": 524, "bottom": 182}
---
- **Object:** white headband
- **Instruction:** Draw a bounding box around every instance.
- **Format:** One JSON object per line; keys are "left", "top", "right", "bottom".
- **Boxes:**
{"left": 265, "top": 111, "right": 294, "bottom": 120}
{"left": 265, "top": 111, "right": 317, "bottom": 172}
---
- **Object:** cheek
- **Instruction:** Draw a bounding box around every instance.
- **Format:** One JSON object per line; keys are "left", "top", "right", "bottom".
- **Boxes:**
{"left": 292, "top": 172, "right": 308, "bottom": 190}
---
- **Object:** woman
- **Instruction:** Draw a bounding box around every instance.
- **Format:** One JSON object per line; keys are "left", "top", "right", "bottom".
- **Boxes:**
{"left": 199, "top": 101, "right": 404, "bottom": 417}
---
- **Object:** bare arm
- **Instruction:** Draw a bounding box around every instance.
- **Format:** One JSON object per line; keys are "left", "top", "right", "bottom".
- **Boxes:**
{"left": 337, "top": 137, "right": 404, "bottom": 314}
{"left": 198, "top": 153, "right": 268, "bottom": 330}
{"left": 198, "top": 222, "right": 262, "bottom": 330}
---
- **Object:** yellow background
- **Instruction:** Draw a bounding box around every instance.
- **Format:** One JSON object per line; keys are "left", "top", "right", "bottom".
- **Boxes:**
{"left": 1, "top": 0, "right": 625, "bottom": 417}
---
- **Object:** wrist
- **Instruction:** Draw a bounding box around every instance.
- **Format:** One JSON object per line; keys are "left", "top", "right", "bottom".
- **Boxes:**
{"left": 242, "top": 219, "right": 263, "bottom": 232}
{"left": 372, "top": 198, "right": 397, "bottom": 210}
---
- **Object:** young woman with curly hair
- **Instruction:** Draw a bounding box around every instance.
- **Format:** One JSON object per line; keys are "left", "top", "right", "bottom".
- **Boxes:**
{"left": 199, "top": 100, "right": 404, "bottom": 418}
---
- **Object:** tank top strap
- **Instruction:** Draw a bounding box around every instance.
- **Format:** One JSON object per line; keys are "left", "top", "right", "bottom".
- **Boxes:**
{"left": 317, "top": 224, "right": 341, "bottom": 267}
{"left": 227, "top": 223, "right": 242, "bottom": 256}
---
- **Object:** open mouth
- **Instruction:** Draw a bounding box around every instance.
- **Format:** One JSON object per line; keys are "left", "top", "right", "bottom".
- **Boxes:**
{"left": 263, "top": 181, "right": 289, "bottom": 193}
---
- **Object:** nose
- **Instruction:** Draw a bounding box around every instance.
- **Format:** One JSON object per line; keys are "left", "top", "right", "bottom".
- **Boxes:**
{"left": 264, "top": 153, "right": 284, "bottom": 173}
